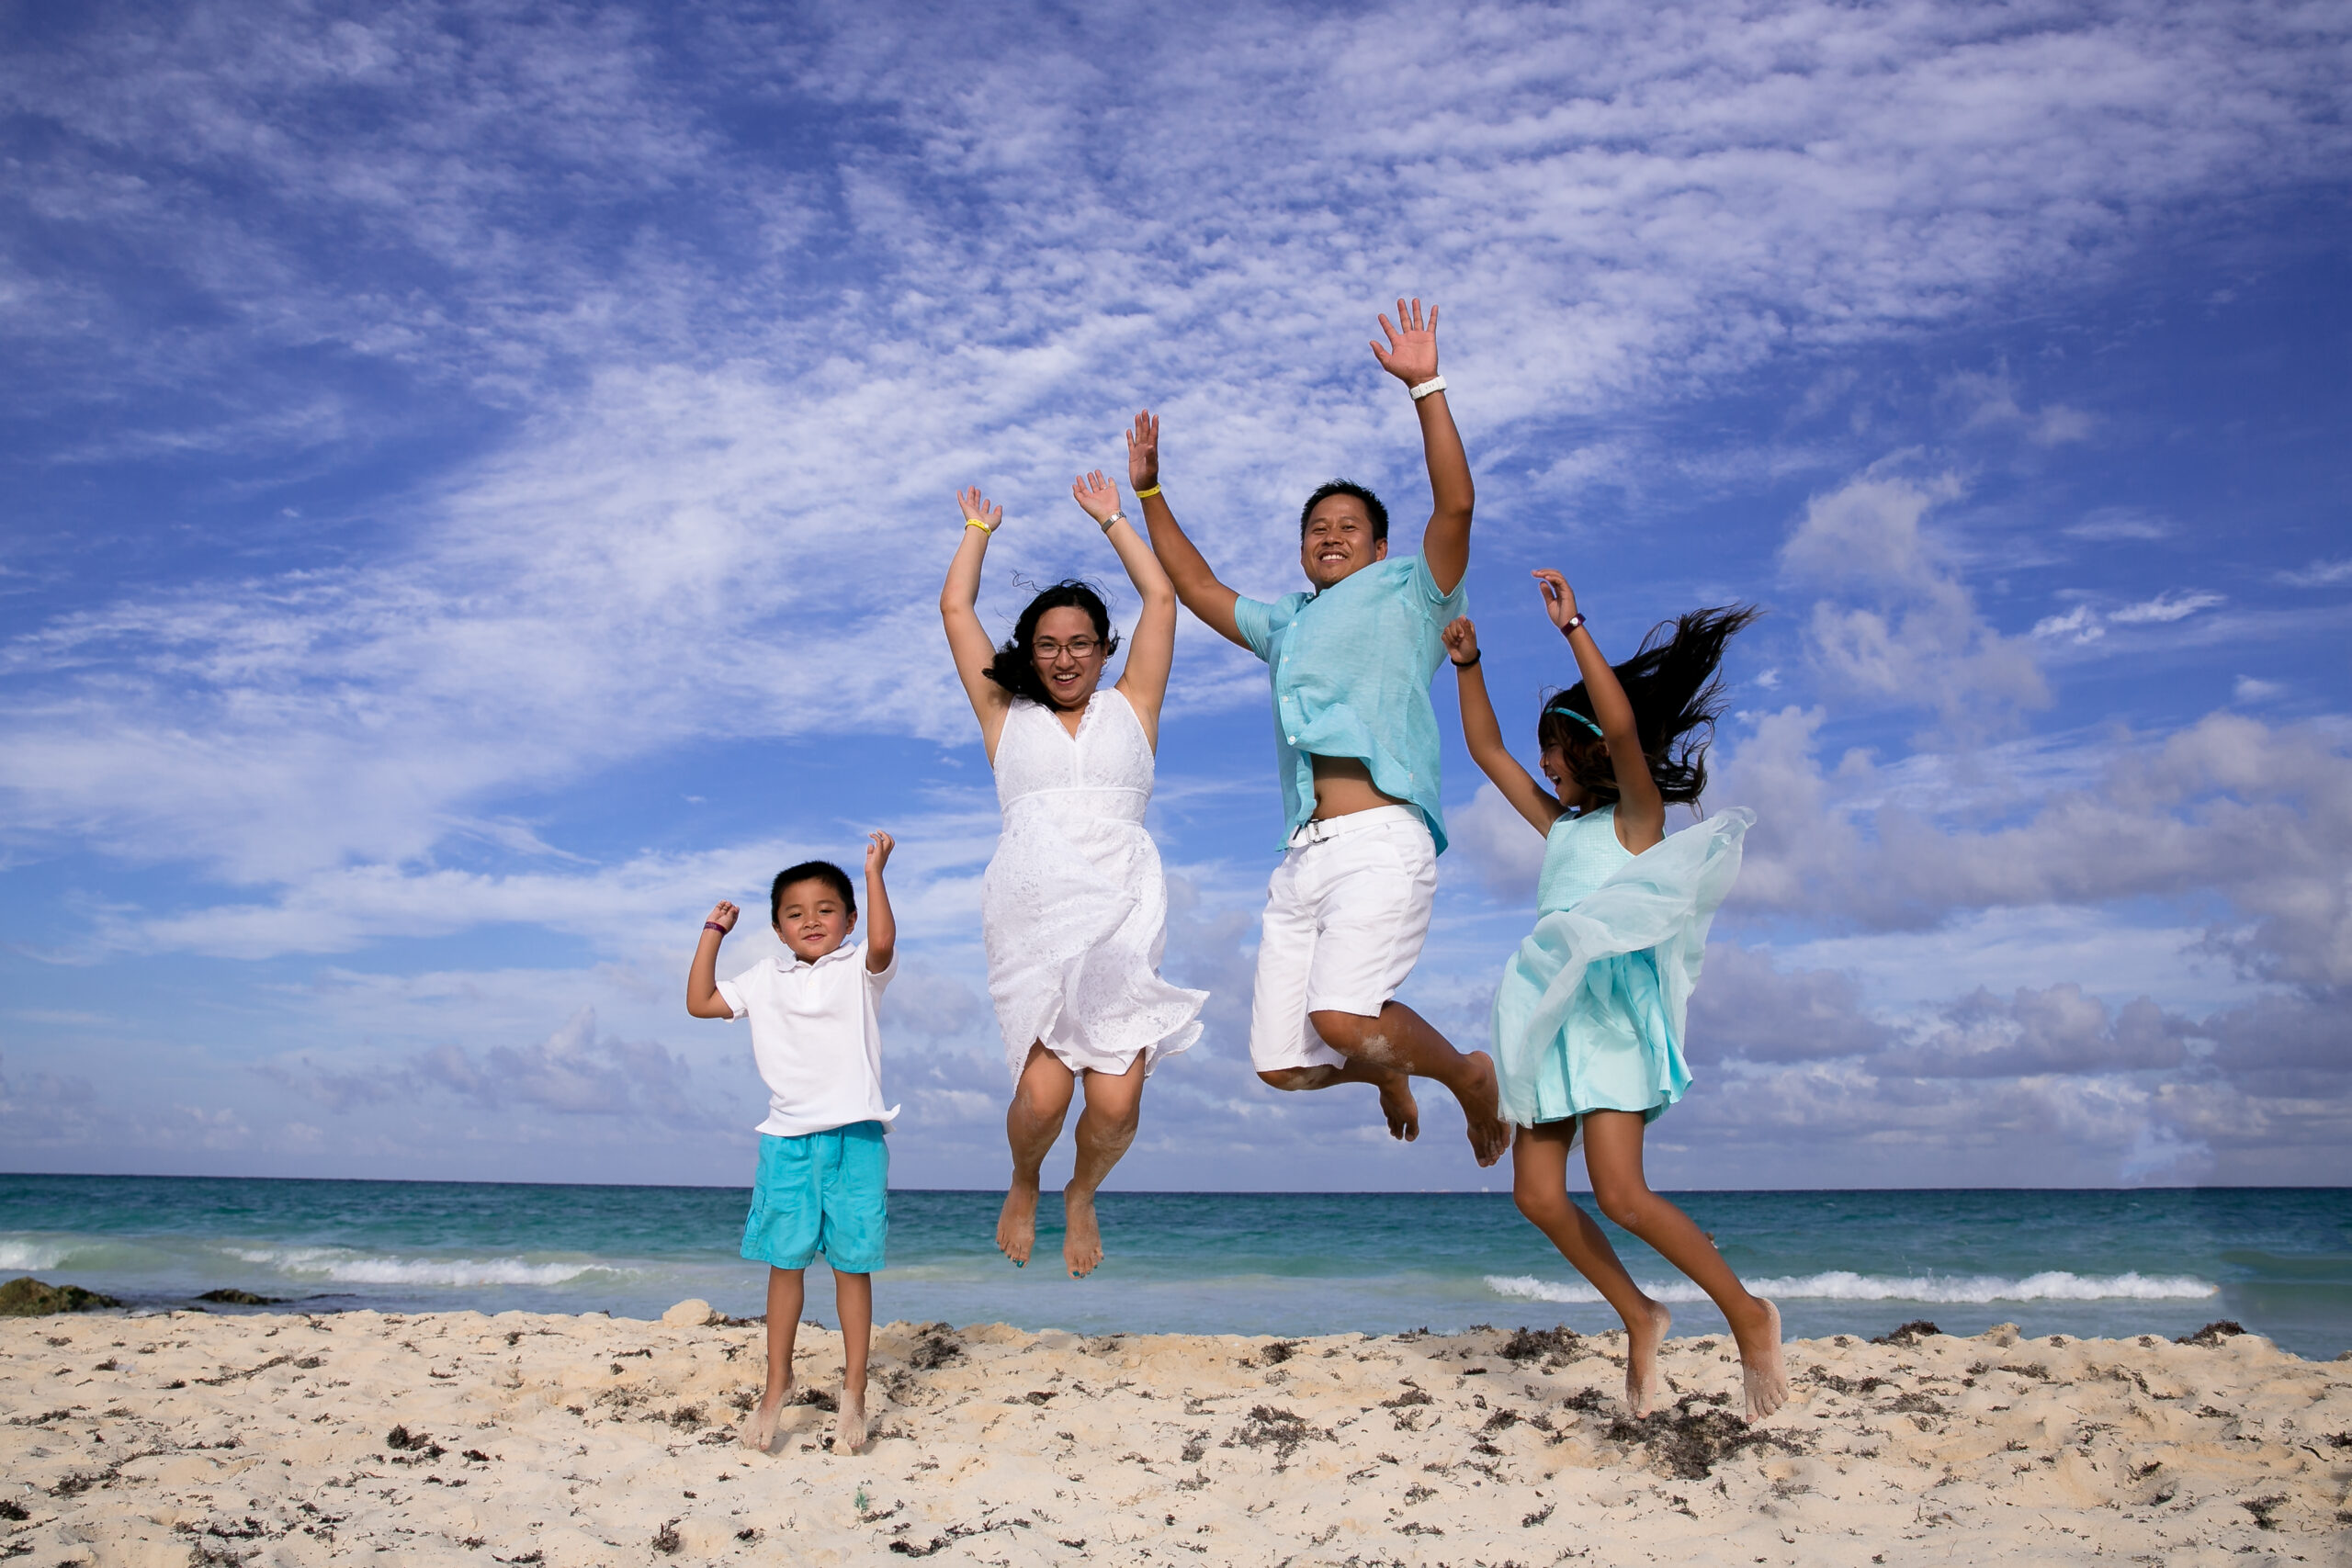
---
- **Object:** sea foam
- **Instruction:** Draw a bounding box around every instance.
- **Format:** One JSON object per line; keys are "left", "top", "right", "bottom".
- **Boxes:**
{"left": 225, "top": 1247, "right": 619, "bottom": 1289}
{"left": 1484, "top": 1269, "right": 2220, "bottom": 1306}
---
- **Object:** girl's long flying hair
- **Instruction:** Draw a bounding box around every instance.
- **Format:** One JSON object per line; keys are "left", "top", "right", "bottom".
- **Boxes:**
{"left": 1536, "top": 604, "right": 1759, "bottom": 808}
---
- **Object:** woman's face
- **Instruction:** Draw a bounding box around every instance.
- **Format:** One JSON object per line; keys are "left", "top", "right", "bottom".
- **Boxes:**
{"left": 1031, "top": 604, "right": 1108, "bottom": 709}
{"left": 1540, "top": 731, "right": 1592, "bottom": 808}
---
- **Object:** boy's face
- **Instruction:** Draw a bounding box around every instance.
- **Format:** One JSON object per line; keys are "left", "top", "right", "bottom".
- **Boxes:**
{"left": 773, "top": 878, "right": 857, "bottom": 964}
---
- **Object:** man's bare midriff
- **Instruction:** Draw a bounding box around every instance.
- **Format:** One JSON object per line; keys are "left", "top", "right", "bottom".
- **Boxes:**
{"left": 1308, "top": 753, "right": 1408, "bottom": 819}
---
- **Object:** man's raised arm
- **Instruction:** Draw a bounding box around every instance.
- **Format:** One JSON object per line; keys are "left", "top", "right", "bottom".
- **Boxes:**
{"left": 1371, "top": 299, "right": 1472, "bottom": 595}
{"left": 1126, "top": 410, "right": 1249, "bottom": 649}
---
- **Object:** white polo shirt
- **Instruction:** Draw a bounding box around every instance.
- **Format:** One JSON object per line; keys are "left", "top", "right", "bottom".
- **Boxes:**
{"left": 717, "top": 942, "right": 900, "bottom": 1138}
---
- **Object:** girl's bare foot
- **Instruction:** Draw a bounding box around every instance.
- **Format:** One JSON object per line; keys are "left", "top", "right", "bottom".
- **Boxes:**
{"left": 1625, "top": 1299, "right": 1672, "bottom": 1416}
{"left": 741, "top": 1380, "right": 788, "bottom": 1452}
{"left": 1455, "top": 1050, "right": 1509, "bottom": 1167}
{"left": 1063, "top": 1185, "right": 1104, "bottom": 1278}
{"left": 831, "top": 1387, "right": 868, "bottom": 1453}
{"left": 1736, "top": 1299, "right": 1788, "bottom": 1421}
{"left": 1375, "top": 1072, "right": 1420, "bottom": 1142}
{"left": 995, "top": 1179, "right": 1039, "bottom": 1267}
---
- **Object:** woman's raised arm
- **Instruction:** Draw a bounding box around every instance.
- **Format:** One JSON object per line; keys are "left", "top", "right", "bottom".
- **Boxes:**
{"left": 1072, "top": 468, "right": 1179, "bottom": 749}
{"left": 1533, "top": 569, "right": 1665, "bottom": 853}
{"left": 941, "top": 485, "right": 1014, "bottom": 759}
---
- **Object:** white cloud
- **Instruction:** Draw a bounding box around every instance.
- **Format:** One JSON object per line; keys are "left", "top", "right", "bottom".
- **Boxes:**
{"left": 2278, "top": 558, "right": 2352, "bottom": 587}
{"left": 2109, "top": 591, "right": 2224, "bottom": 625}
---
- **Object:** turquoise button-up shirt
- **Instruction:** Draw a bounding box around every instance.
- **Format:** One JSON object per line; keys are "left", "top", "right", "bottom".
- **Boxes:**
{"left": 1232, "top": 553, "right": 1466, "bottom": 853}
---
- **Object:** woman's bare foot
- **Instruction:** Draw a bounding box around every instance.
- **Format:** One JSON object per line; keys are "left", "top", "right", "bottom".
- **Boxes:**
{"left": 741, "top": 1379, "right": 788, "bottom": 1452}
{"left": 1735, "top": 1299, "right": 1788, "bottom": 1421}
{"left": 1063, "top": 1184, "right": 1104, "bottom": 1278}
{"left": 996, "top": 1179, "right": 1039, "bottom": 1267}
{"left": 1375, "top": 1071, "right": 1420, "bottom": 1142}
{"left": 1454, "top": 1049, "right": 1509, "bottom": 1167}
{"left": 1625, "top": 1299, "right": 1672, "bottom": 1416}
{"left": 831, "top": 1387, "right": 868, "bottom": 1453}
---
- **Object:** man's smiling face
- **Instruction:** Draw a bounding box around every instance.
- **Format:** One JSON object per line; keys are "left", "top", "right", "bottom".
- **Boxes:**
{"left": 1299, "top": 498, "right": 1387, "bottom": 590}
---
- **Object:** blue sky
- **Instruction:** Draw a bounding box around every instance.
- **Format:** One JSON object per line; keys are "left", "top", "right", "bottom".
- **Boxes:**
{"left": 2, "top": 0, "right": 2346, "bottom": 1191}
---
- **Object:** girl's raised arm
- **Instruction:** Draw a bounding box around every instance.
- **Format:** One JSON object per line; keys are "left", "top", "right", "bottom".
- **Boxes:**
{"left": 940, "top": 485, "right": 1014, "bottom": 760}
{"left": 1071, "top": 467, "right": 1178, "bottom": 749}
{"left": 1533, "top": 569, "right": 1665, "bottom": 854}
{"left": 1442, "top": 615, "right": 1563, "bottom": 835}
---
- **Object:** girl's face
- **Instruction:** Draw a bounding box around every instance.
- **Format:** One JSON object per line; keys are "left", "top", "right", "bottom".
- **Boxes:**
{"left": 1031, "top": 604, "right": 1108, "bottom": 710}
{"left": 1540, "top": 738, "right": 1578, "bottom": 807}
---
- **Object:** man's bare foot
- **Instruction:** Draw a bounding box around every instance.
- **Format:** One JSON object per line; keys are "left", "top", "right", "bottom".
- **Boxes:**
{"left": 741, "top": 1380, "right": 787, "bottom": 1452}
{"left": 1375, "top": 1072, "right": 1420, "bottom": 1142}
{"left": 996, "top": 1178, "right": 1039, "bottom": 1267}
{"left": 1735, "top": 1299, "right": 1788, "bottom": 1422}
{"left": 1454, "top": 1049, "right": 1509, "bottom": 1167}
{"left": 1623, "top": 1299, "right": 1671, "bottom": 1416}
{"left": 1062, "top": 1184, "right": 1104, "bottom": 1278}
{"left": 830, "top": 1387, "right": 868, "bottom": 1454}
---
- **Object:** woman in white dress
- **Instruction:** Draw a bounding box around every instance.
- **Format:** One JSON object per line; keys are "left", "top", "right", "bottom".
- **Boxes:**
{"left": 940, "top": 420, "right": 1206, "bottom": 1279}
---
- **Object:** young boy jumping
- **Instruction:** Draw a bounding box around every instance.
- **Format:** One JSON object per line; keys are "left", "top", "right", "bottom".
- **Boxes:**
{"left": 1136, "top": 299, "right": 1508, "bottom": 1167}
{"left": 688, "top": 830, "right": 899, "bottom": 1454}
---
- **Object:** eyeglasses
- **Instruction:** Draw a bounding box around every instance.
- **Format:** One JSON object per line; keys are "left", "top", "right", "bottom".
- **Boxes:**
{"left": 1035, "top": 637, "right": 1102, "bottom": 659}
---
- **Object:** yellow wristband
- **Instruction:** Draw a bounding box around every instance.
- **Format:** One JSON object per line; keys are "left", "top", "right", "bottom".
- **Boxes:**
{"left": 1134, "top": 484, "right": 1161, "bottom": 500}
{"left": 963, "top": 516, "right": 992, "bottom": 534}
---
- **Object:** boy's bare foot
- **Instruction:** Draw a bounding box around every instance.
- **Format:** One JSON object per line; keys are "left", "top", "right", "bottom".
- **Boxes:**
{"left": 742, "top": 1380, "right": 788, "bottom": 1452}
{"left": 996, "top": 1178, "right": 1040, "bottom": 1267}
{"left": 831, "top": 1387, "right": 868, "bottom": 1454}
{"left": 1375, "top": 1071, "right": 1419, "bottom": 1142}
{"left": 1625, "top": 1299, "right": 1672, "bottom": 1416}
{"left": 1455, "top": 1049, "right": 1509, "bottom": 1167}
{"left": 1063, "top": 1184, "right": 1104, "bottom": 1278}
{"left": 1736, "top": 1299, "right": 1788, "bottom": 1422}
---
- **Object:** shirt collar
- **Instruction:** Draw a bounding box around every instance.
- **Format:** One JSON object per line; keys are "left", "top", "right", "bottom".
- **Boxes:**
{"left": 779, "top": 942, "right": 862, "bottom": 974}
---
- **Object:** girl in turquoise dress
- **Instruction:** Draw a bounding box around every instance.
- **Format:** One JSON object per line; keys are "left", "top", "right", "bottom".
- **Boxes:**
{"left": 1443, "top": 570, "right": 1786, "bottom": 1423}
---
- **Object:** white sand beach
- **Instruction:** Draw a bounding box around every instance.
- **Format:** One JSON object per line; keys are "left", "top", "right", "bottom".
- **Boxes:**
{"left": 5, "top": 1303, "right": 2346, "bottom": 1565}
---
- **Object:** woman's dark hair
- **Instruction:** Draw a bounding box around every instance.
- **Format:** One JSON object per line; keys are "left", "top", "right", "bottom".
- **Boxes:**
{"left": 1536, "top": 605, "right": 1760, "bottom": 808}
{"left": 1299, "top": 479, "right": 1389, "bottom": 542}
{"left": 771, "top": 861, "right": 855, "bottom": 926}
{"left": 984, "top": 580, "right": 1120, "bottom": 709}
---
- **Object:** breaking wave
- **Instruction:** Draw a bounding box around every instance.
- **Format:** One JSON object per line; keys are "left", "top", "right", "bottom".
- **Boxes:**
{"left": 225, "top": 1247, "right": 626, "bottom": 1289}
{"left": 1484, "top": 1269, "right": 2219, "bottom": 1306}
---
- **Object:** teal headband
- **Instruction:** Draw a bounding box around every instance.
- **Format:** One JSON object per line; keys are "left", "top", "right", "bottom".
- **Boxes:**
{"left": 1544, "top": 702, "right": 1605, "bottom": 739}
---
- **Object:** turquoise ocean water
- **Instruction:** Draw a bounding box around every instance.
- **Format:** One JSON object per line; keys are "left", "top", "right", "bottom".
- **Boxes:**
{"left": 2, "top": 1177, "right": 2345, "bottom": 1359}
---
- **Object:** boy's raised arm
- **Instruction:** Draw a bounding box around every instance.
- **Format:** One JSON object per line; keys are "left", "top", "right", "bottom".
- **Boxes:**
{"left": 862, "top": 831, "right": 896, "bottom": 975}
{"left": 1371, "top": 299, "right": 1472, "bottom": 594}
{"left": 686, "top": 900, "right": 739, "bottom": 1019}
{"left": 1129, "top": 411, "right": 1248, "bottom": 649}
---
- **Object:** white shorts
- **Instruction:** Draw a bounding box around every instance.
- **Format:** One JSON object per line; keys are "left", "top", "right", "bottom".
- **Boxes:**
{"left": 1248, "top": 806, "right": 1439, "bottom": 1074}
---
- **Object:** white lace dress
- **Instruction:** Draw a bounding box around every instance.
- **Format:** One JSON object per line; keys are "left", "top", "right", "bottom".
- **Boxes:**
{"left": 981, "top": 689, "right": 1206, "bottom": 1086}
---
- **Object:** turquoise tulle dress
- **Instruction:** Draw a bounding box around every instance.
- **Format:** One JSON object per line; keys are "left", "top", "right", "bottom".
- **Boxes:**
{"left": 1490, "top": 804, "right": 1753, "bottom": 1128}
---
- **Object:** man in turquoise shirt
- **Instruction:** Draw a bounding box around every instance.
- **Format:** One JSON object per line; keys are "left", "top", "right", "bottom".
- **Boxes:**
{"left": 1136, "top": 299, "right": 1507, "bottom": 1168}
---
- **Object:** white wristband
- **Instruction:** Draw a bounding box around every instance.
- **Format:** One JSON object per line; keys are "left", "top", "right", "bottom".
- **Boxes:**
{"left": 1408, "top": 375, "right": 1447, "bottom": 401}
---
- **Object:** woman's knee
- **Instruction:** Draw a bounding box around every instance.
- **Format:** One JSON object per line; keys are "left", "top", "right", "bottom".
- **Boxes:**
{"left": 1258, "top": 1066, "right": 1311, "bottom": 1092}
{"left": 1591, "top": 1179, "right": 1652, "bottom": 1230}
{"left": 1512, "top": 1183, "right": 1571, "bottom": 1227}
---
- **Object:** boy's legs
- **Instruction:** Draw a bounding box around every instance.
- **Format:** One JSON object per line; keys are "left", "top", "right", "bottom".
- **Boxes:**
{"left": 1509, "top": 1122, "right": 1671, "bottom": 1415}
{"left": 997, "top": 1043, "right": 1077, "bottom": 1267}
{"left": 1061, "top": 1054, "right": 1146, "bottom": 1280}
{"left": 748, "top": 1266, "right": 804, "bottom": 1450}
{"left": 1579, "top": 1111, "right": 1786, "bottom": 1419}
{"left": 831, "top": 1269, "right": 873, "bottom": 1452}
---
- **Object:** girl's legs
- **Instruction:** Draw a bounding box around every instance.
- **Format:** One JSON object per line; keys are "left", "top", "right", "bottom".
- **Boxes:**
{"left": 1062, "top": 1054, "right": 1147, "bottom": 1279}
{"left": 1510, "top": 1122, "right": 1675, "bottom": 1415}
{"left": 996, "top": 1043, "right": 1078, "bottom": 1266}
{"left": 1579, "top": 1110, "right": 1789, "bottom": 1419}
{"left": 831, "top": 1268, "right": 873, "bottom": 1452}
{"left": 746, "top": 1266, "right": 805, "bottom": 1451}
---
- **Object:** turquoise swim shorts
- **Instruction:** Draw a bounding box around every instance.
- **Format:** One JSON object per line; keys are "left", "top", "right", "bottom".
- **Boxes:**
{"left": 741, "top": 1122, "right": 888, "bottom": 1273}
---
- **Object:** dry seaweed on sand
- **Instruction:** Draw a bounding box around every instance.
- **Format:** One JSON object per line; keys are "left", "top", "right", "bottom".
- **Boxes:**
{"left": 1605, "top": 1393, "right": 1800, "bottom": 1480}
{"left": 1498, "top": 1324, "right": 1580, "bottom": 1363}
{"left": 1229, "top": 1404, "right": 1330, "bottom": 1461}
{"left": 906, "top": 1325, "right": 963, "bottom": 1371}
{"left": 1870, "top": 1319, "right": 1940, "bottom": 1347}
{"left": 2177, "top": 1320, "right": 2247, "bottom": 1347}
